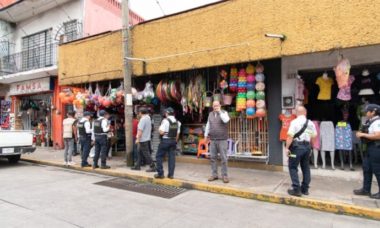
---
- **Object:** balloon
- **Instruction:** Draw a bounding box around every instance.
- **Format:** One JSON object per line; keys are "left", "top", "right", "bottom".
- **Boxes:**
{"left": 246, "top": 107, "right": 255, "bottom": 116}
{"left": 256, "top": 73, "right": 265, "bottom": 82}
{"left": 246, "top": 99, "right": 256, "bottom": 108}
{"left": 256, "top": 91, "right": 265, "bottom": 100}
{"left": 246, "top": 91, "right": 256, "bottom": 99}
{"left": 256, "top": 108, "right": 266, "bottom": 117}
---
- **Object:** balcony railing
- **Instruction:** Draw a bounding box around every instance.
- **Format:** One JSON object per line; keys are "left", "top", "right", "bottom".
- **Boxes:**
{"left": 0, "top": 43, "right": 58, "bottom": 76}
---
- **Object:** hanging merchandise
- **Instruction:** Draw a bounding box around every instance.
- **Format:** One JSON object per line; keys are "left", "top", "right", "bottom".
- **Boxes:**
{"left": 334, "top": 57, "right": 351, "bottom": 88}
{"left": 236, "top": 68, "right": 247, "bottom": 111}
{"left": 256, "top": 91, "right": 265, "bottom": 100}
{"left": 255, "top": 62, "right": 264, "bottom": 73}
{"left": 256, "top": 73, "right": 265, "bottom": 82}
{"left": 229, "top": 66, "right": 238, "bottom": 93}
{"left": 203, "top": 91, "right": 213, "bottom": 107}
{"left": 246, "top": 64, "right": 255, "bottom": 74}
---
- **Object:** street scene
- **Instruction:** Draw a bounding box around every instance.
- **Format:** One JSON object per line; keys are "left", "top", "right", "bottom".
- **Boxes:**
{"left": 1, "top": 0, "right": 380, "bottom": 226}
{"left": 0, "top": 161, "right": 379, "bottom": 228}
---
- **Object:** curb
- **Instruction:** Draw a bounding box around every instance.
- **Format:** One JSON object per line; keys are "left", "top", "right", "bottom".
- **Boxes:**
{"left": 21, "top": 158, "right": 380, "bottom": 221}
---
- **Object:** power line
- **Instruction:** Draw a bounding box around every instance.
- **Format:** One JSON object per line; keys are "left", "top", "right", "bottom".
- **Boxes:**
{"left": 155, "top": 0, "right": 166, "bottom": 16}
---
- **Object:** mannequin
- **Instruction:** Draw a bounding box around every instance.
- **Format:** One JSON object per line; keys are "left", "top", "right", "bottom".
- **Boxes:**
{"left": 311, "top": 120, "right": 321, "bottom": 168}
{"left": 358, "top": 69, "right": 375, "bottom": 96}
{"left": 335, "top": 108, "right": 354, "bottom": 170}
{"left": 279, "top": 109, "right": 296, "bottom": 142}
{"left": 320, "top": 121, "right": 335, "bottom": 169}
{"left": 295, "top": 75, "right": 305, "bottom": 101}
{"left": 316, "top": 73, "right": 334, "bottom": 100}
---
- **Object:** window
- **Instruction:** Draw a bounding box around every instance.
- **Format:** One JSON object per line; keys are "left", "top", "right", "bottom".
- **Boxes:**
{"left": 63, "top": 20, "right": 79, "bottom": 42}
{"left": 21, "top": 29, "right": 52, "bottom": 70}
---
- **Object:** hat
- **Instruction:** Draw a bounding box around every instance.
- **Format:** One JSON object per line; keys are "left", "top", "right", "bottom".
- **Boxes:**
{"left": 365, "top": 104, "right": 380, "bottom": 113}
{"left": 165, "top": 107, "right": 175, "bottom": 114}
{"left": 83, "top": 111, "right": 92, "bottom": 117}
{"left": 99, "top": 110, "right": 108, "bottom": 117}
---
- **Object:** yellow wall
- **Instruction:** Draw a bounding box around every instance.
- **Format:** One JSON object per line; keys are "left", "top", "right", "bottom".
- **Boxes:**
{"left": 131, "top": 0, "right": 380, "bottom": 76}
{"left": 58, "top": 31, "right": 123, "bottom": 85}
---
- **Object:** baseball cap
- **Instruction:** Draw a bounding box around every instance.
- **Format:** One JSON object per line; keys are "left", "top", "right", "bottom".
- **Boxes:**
{"left": 99, "top": 110, "right": 108, "bottom": 116}
{"left": 83, "top": 111, "right": 92, "bottom": 117}
{"left": 365, "top": 104, "right": 380, "bottom": 112}
{"left": 165, "top": 107, "right": 174, "bottom": 114}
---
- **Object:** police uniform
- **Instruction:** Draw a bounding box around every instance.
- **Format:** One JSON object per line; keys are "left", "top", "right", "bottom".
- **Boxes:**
{"left": 155, "top": 109, "right": 181, "bottom": 179}
{"left": 77, "top": 113, "right": 92, "bottom": 167}
{"left": 355, "top": 104, "right": 380, "bottom": 199}
{"left": 287, "top": 115, "right": 317, "bottom": 196}
{"left": 93, "top": 111, "right": 110, "bottom": 169}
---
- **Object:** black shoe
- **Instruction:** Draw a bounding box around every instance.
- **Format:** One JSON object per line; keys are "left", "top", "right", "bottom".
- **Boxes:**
{"left": 131, "top": 167, "right": 141, "bottom": 171}
{"left": 154, "top": 174, "right": 165, "bottom": 179}
{"left": 100, "top": 165, "right": 111, "bottom": 169}
{"left": 92, "top": 165, "right": 99, "bottom": 169}
{"left": 167, "top": 175, "right": 174, "bottom": 179}
{"left": 146, "top": 167, "right": 156, "bottom": 172}
{"left": 370, "top": 192, "right": 380, "bottom": 199}
{"left": 301, "top": 190, "right": 309, "bottom": 195}
{"left": 81, "top": 164, "right": 91, "bottom": 168}
{"left": 287, "top": 188, "right": 302, "bottom": 197}
{"left": 353, "top": 188, "right": 371, "bottom": 196}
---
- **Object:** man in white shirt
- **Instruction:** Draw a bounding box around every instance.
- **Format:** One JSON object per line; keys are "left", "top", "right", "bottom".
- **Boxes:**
{"left": 205, "top": 101, "right": 230, "bottom": 183}
{"left": 93, "top": 110, "right": 110, "bottom": 169}
{"left": 62, "top": 111, "right": 77, "bottom": 166}
{"left": 285, "top": 106, "right": 317, "bottom": 196}
{"left": 154, "top": 107, "right": 181, "bottom": 179}
{"left": 77, "top": 111, "right": 93, "bottom": 168}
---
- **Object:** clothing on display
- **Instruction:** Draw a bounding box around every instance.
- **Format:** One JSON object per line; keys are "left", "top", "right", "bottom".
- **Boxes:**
{"left": 279, "top": 113, "right": 296, "bottom": 141}
{"left": 320, "top": 121, "right": 335, "bottom": 151}
{"left": 337, "top": 76, "right": 355, "bottom": 101}
{"left": 316, "top": 76, "right": 334, "bottom": 100}
{"left": 358, "top": 71, "right": 376, "bottom": 96}
{"left": 311, "top": 121, "right": 320, "bottom": 150}
{"left": 335, "top": 121, "right": 353, "bottom": 151}
{"left": 295, "top": 77, "right": 305, "bottom": 101}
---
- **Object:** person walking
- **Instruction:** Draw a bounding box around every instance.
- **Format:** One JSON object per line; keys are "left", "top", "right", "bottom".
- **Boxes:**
{"left": 132, "top": 108, "right": 156, "bottom": 172}
{"left": 285, "top": 106, "right": 317, "bottom": 196}
{"left": 93, "top": 110, "right": 111, "bottom": 169}
{"left": 154, "top": 107, "right": 181, "bottom": 179}
{"left": 62, "top": 111, "right": 77, "bottom": 166}
{"left": 77, "top": 111, "right": 92, "bottom": 168}
{"left": 354, "top": 104, "right": 380, "bottom": 199}
{"left": 205, "top": 101, "right": 231, "bottom": 183}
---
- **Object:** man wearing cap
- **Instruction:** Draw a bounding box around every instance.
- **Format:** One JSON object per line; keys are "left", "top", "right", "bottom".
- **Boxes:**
{"left": 205, "top": 101, "right": 231, "bottom": 183}
{"left": 355, "top": 104, "right": 380, "bottom": 199}
{"left": 77, "top": 111, "right": 93, "bottom": 167}
{"left": 92, "top": 110, "right": 111, "bottom": 169}
{"left": 155, "top": 107, "right": 181, "bottom": 179}
{"left": 132, "top": 108, "right": 156, "bottom": 172}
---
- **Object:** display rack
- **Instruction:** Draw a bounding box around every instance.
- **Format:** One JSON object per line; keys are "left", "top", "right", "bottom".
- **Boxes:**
{"left": 0, "top": 100, "right": 11, "bottom": 129}
{"left": 182, "top": 123, "right": 204, "bottom": 154}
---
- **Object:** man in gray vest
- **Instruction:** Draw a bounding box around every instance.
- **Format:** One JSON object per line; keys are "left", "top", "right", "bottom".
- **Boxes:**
{"left": 205, "top": 100, "right": 230, "bottom": 183}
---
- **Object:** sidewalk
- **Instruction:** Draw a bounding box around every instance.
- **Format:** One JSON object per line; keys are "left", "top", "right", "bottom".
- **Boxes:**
{"left": 22, "top": 147, "right": 380, "bottom": 220}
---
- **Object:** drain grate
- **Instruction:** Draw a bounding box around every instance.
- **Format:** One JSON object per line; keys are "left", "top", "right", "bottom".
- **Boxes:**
{"left": 94, "top": 178, "right": 187, "bottom": 199}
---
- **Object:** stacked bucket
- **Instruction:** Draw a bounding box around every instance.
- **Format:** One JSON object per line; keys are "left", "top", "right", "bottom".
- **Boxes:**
{"left": 255, "top": 63, "right": 266, "bottom": 117}
{"left": 245, "top": 64, "right": 256, "bottom": 118}
{"left": 236, "top": 68, "right": 247, "bottom": 111}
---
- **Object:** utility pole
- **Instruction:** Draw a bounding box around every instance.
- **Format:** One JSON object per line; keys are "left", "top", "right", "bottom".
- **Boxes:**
{"left": 122, "top": 0, "right": 133, "bottom": 166}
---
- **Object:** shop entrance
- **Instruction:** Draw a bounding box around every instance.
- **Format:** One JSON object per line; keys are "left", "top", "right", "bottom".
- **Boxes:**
{"left": 298, "top": 64, "right": 380, "bottom": 170}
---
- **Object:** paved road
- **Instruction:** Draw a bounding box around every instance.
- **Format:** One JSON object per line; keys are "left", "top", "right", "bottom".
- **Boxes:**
{"left": 0, "top": 161, "right": 379, "bottom": 228}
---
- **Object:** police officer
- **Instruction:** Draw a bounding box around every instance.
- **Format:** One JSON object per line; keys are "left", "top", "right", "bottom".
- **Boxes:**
{"left": 77, "top": 111, "right": 92, "bottom": 168}
{"left": 93, "top": 110, "right": 111, "bottom": 169}
{"left": 354, "top": 104, "right": 380, "bottom": 199}
{"left": 154, "top": 107, "right": 181, "bottom": 179}
{"left": 285, "top": 106, "right": 317, "bottom": 197}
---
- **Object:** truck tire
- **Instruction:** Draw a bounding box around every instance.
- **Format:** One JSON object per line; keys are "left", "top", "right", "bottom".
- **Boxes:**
{"left": 8, "top": 155, "right": 21, "bottom": 164}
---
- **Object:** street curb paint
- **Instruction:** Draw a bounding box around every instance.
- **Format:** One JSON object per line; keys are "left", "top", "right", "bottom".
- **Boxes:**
{"left": 21, "top": 158, "right": 380, "bottom": 220}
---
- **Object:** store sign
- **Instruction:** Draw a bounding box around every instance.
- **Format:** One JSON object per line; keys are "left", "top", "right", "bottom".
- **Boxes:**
{"left": 9, "top": 77, "right": 52, "bottom": 95}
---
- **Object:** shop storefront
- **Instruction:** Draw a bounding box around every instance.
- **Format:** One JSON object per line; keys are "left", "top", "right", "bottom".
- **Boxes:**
{"left": 281, "top": 44, "right": 380, "bottom": 169}
{"left": 132, "top": 59, "right": 282, "bottom": 165}
{"left": 9, "top": 77, "right": 55, "bottom": 146}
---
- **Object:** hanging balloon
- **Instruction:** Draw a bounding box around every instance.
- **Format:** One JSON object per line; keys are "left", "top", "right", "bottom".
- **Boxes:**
{"left": 246, "top": 91, "right": 256, "bottom": 99}
{"left": 255, "top": 82, "right": 265, "bottom": 91}
{"left": 256, "top": 108, "right": 266, "bottom": 117}
{"left": 256, "top": 91, "right": 265, "bottom": 100}
{"left": 246, "top": 64, "right": 255, "bottom": 74}
{"left": 256, "top": 62, "right": 264, "bottom": 73}
{"left": 246, "top": 107, "right": 255, "bottom": 116}
{"left": 246, "top": 99, "right": 256, "bottom": 108}
{"left": 256, "top": 100, "right": 266, "bottom": 109}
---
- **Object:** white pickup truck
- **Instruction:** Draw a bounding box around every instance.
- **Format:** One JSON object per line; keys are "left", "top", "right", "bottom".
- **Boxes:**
{"left": 0, "top": 130, "right": 36, "bottom": 163}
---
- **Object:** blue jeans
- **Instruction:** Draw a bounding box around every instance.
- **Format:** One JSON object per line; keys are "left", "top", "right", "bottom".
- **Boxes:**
{"left": 156, "top": 139, "right": 177, "bottom": 177}
{"left": 94, "top": 135, "right": 108, "bottom": 167}
{"left": 80, "top": 135, "right": 91, "bottom": 166}
{"left": 288, "top": 145, "right": 311, "bottom": 192}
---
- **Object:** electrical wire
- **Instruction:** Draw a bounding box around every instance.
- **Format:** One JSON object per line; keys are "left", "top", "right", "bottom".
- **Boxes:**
{"left": 155, "top": 0, "right": 166, "bottom": 16}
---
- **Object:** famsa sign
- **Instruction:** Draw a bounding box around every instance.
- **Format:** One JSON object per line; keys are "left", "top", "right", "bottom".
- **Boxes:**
{"left": 9, "top": 77, "right": 52, "bottom": 95}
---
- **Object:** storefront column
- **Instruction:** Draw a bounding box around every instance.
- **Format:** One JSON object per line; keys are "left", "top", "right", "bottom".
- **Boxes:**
{"left": 52, "top": 80, "right": 64, "bottom": 149}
